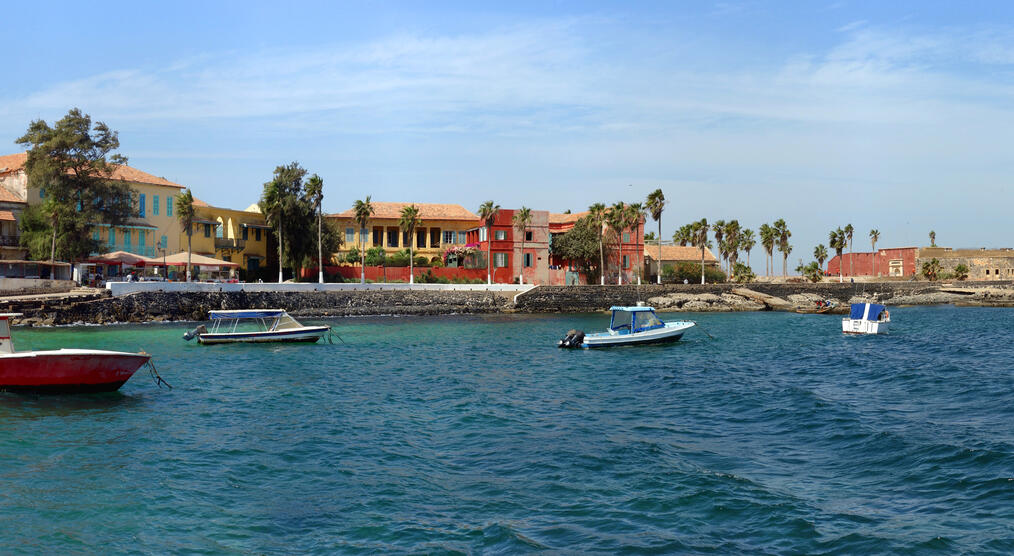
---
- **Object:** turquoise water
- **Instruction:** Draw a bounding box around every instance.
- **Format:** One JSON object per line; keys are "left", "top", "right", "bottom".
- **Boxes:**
{"left": 1, "top": 306, "right": 1013, "bottom": 554}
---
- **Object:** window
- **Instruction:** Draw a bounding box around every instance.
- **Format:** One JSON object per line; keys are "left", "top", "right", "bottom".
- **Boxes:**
{"left": 123, "top": 229, "right": 131, "bottom": 247}
{"left": 153, "top": 195, "right": 159, "bottom": 215}
{"left": 215, "top": 223, "right": 224, "bottom": 238}
{"left": 139, "top": 194, "right": 146, "bottom": 218}
{"left": 524, "top": 253, "right": 533, "bottom": 267}
{"left": 372, "top": 228, "right": 382, "bottom": 246}
{"left": 525, "top": 231, "right": 533, "bottom": 242}
{"left": 387, "top": 228, "right": 399, "bottom": 248}
{"left": 417, "top": 229, "right": 427, "bottom": 248}
{"left": 204, "top": 224, "right": 211, "bottom": 237}
{"left": 458, "top": 231, "right": 466, "bottom": 244}
{"left": 242, "top": 227, "right": 248, "bottom": 240}
{"left": 138, "top": 230, "right": 146, "bottom": 247}
{"left": 108, "top": 228, "right": 115, "bottom": 243}
{"left": 443, "top": 231, "right": 455, "bottom": 245}
{"left": 167, "top": 196, "right": 173, "bottom": 216}
{"left": 92, "top": 229, "right": 100, "bottom": 242}
{"left": 623, "top": 255, "right": 630, "bottom": 268}
{"left": 430, "top": 228, "right": 441, "bottom": 246}
{"left": 256, "top": 229, "right": 262, "bottom": 241}
{"left": 494, "top": 252, "right": 508, "bottom": 268}
{"left": 623, "top": 232, "right": 630, "bottom": 243}
{"left": 402, "top": 230, "right": 411, "bottom": 247}
{"left": 222, "top": 255, "right": 231, "bottom": 262}
{"left": 160, "top": 235, "right": 167, "bottom": 248}
{"left": 494, "top": 230, "right": 507, "bottom": 240}
{"left": 39, "top": 188, "right": 45, "bottom": 198}
{"left": 346, "top": 228, "right": 355, "bottom": 245}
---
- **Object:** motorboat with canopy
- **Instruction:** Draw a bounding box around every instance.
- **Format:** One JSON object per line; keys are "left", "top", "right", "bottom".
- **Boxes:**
{"left": 0, "top": 313, "right": 152, "bottom": 393}
{"left": 183, "top": 309, "right": 331, "bottom": 344}
{"left": 559, "top": 306, "right": 695, "bottom": 348}
{"left": 842, "top": 303, "right": 890, "bottom": 335}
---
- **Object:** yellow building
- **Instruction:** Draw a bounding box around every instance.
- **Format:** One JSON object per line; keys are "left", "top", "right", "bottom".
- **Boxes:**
{"left": 182, "top": 200, "right": 270, "bottom": 274}
{"left": 0, "top": 152, "right": 185, "bottom": 258}
{"left": 327, "top": 202, "right": 479, "bottom": 261}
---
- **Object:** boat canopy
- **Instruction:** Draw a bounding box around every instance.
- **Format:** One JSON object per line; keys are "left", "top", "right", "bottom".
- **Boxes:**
{"left": 609, "top": 306, "right": 665, "bottom": 333}
{"left": 209, "top": 309, "right": 288, "bottom": 319}
{"left": 849, "top": 303, "right": 886, "bottom": 320}
{"left": 609, "top": 306, "right": 656, "bottom": 312}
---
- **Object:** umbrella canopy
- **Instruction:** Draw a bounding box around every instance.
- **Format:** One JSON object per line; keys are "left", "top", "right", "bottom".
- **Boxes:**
{"left": 87, "top": 251, "right": 155, "bottom": 266}
{"left": 160, "top": 252, "right": 239, "bottom": 268}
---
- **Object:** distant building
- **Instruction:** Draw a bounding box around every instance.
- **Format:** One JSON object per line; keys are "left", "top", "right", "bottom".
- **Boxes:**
{"left": 547, "top": 211, "right": 644, "bottom": 285}
{"left": 0, "top": 152, "right": 185, "bottom": 259}
{"left": 466, "top": 208, "right": 550, "bottom": 284}
{"left": 827, "top": 246, "right": 1014, "bottom": 280}
{"left": 827, "top": 248, "right": 919, "bottom": 278}
{"left": 643, "top": 243, "right": 719, "bottom": 281}
{"left": 180, "top": 199, "right": 270, "bottom": 275}
{"left": 328, "top": 202, "right": 480, "bottom": 262}
{"left": 0, "top": 165, "right": 27, "bottom": 259}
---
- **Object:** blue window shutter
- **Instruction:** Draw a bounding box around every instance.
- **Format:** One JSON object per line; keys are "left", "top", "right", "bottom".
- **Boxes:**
{"left": 153, "top": 195, "right": 159, "bottom": 215}
{"left": 139, "top": 194, "right": 146, "bottom": 218}
{"left": 167, "top": 197, "right": 173, "bottom": 216}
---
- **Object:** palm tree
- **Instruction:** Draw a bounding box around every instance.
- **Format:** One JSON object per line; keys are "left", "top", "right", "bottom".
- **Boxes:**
{"left": 814, "top": 244, "right": 829, "bottom": 271}
{"left": 305, "top": 174, "right": 324, "bottom": 284}
{"left": 869, "top": 229, "right": 880, "bottom": 277}
{"left": 175, "top": 189, "right": 196, "bottom": 281}
{"left": 691, "top": 218, "right": 710, "bottom": 284}
{"left": 844, "top": 223, "right": 854, "bottom": 278}
{"left": 478, "top": 201, "right": 500, "bottom": 285}
{"left": 627, "top": 202, "right": 647, "bottom": 284}
{"left": 673, "top": 224, "right": 693, "bottom": 247}
{"left": 740, "top": 229, "right": 756, "bottom": 270}
{"left": 724, "top": 220, "right": 741, "bottom": 272}
{"left": 353, "top": 196, "right": 374, "bottom": 284}
{"left": 929, "top": 230, "right": 936, "bottom": 247}
{"left": 259, "top": 181, "right": 286, "bottom": 283}
{"left": 606, "top": 202, "right": 628, "bottom": 284}
{"left": 399, "top": 204, "right": 421, "bottom": 284}
{"left": 759, "top": 223, "right": 775, "bottom": 277}
{"left": 588, "top": 203, "right": 607, "bottom": 285}
{"left": 646, "top": 189, "right": 666, "bottom": 284}
{"left": 712, "top": 220, "right": 726, "bottom": 272}
{"left": 773, "top": 219, "right": 791, "bottom": 277}
{"left": 829, "top": 228, "right": 846, "bottom": 283}
{"left": 512, "top": 206, "right": 533, "bottom": 285}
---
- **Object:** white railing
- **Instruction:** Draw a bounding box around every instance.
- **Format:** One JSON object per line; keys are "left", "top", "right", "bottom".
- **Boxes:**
{"left": 107, "top": 281, "right": 537, "bottom": 297}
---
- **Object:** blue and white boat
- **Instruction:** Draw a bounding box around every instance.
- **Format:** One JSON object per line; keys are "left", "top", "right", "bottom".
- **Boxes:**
{"left": 559, "top": 306, "right": 695, "bottom": 348}
{"left": 842, "top": 303, "right": 890, "bottom": 335}
{"left": 183, "top": 309, "right": 331, "bottom": 344}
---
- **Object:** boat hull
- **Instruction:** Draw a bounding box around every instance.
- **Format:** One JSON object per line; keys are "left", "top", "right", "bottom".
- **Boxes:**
{"left": 842, "top": 318, "right": 889, "bottom": 335}
{"left": 197, "top": 326, "right": 330, "bottom": 344}
{"left": 581, "top": 322, "right": 695, "bottom": 348}
{"left": 0, "top": 350, "right": 150, "bottom": 393}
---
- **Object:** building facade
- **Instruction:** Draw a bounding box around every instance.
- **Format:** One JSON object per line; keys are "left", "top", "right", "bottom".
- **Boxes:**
{"left": 644, "top": 244, "right": 719, "bottom": 281}
{"left": 0, "top": 158, "right": 27, "bottom": 260}
{"left": 466, "top": 208, "right": 551, "bottom": 284}
{"left": 827, "top": 246, "right": 1014, "bottom": 280}
{"left": 180, "top": 200, "right": 270, "bottom": 274}
{"left": 327, "top": 202, "right": 479, "bottom": 262}
{"left": 547, "top": 211, "right": 645, "bottom": 285}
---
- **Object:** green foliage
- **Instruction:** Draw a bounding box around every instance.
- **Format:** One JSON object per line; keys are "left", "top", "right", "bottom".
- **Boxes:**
{"left": 796, "top": 261, "right": 823, "bottom": 283}
{"left": 364, "top": 246, "right": 386, "bottom": 266}
{"left": 661, "top": 262, "right": 726, "bottom": 284}
{"left": 550, "top": 215, "right": 602, "bottom": 282}
{"left": 922, "top": 258, "right": 942, "bottom": 280}
{"left": 16, "top": 108, "right": 136, "bottom": 261}
{"left": 953, "top": 263, "right": 969, "bottom": 281}
{"left": 731, "top": 262, "right": 756, "bottom": 283}
{"left": 259, "top": 162, "right": 342, "bottom": 273}
{"left": 344, "top": 246, "right": 360, "bottom": 264}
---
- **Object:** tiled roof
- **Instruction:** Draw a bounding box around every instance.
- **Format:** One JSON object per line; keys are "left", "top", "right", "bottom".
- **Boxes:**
{"left": 0, "top": 210, "right": 15, "bottom": 222}
{"left": 548, "top": 211, "right": 589, "bottom": 225}
{"left": 0, "top": 152, "right": 183, "bottom": 188}
{"left": 192, "top": 198, "right": 210, "bottom": 207}
{"left": 645, "top": 244, "right": 718, "bottom": 262}
{"left": 329, "top": 202, "right": 478, "bottom": 221}
{"left": 0, "top": 186, "right": 25, "bottom": 203}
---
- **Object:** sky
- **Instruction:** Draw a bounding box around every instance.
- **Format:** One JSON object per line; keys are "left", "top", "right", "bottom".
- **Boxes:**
{"left": 2, "top": 1, "right": 1013, "bottom": 264}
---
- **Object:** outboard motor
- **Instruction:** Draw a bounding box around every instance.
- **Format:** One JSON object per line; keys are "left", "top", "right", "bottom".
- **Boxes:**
{"left": 182, "top": 324, "right": 207, "bottom": 341}
{"left": 558, "top": 329, "right": 585, "bottom": 349}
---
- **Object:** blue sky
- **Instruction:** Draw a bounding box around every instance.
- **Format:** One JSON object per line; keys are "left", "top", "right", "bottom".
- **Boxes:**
{"left": 2, "top": 1, "right": 1013, "bottom": 261}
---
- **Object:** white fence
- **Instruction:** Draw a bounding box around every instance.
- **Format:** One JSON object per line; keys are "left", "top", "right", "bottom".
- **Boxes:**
{"left": 107, "top": 281, "right": 537, "bottom": 297}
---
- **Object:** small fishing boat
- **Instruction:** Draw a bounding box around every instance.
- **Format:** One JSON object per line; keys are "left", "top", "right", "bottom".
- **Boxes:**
{"left": 183, "top": 309, "right": 331, "bottom": 344}
{"left": 842, "top": 303, "right": 890, "bottom": 335}
{"left": 0, "top": 313, "right": 151, "bottom": 393}
{"left": 559, "top": 306, "right": 695, "bottom": 348}
{"left": 796, "top": 300, "right": 837, "bottom": 314}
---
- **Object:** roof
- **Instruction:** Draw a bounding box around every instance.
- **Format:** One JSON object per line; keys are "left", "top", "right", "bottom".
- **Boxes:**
{"left": 0, "top": 152, "right": 183, "bottom": 189}
{"left": 0, "top": 187, "right": 25, "bottom": 204}
{"left": 549, "top": 211, "right": 588, "bottom": 225}
{"left": 610, "top": 306, "right": 657, "bottom": 312}
{"left": 0, "top": 211, "right": 14, "bottom": 222}
{"left": 192, "top": 198, "right": 210, "bottom": 207}
{"left": 87, "top": 250, "right": 153, "bottom": 266}
{"left": 160, "top": 251, "right": 239, "bottom": 268}
{"left": 850, "top": 303, "right": 887, "bottom": 320}
{"left": 209, "top": 309, "right": 287, "bottom": 319}
{"left": 329, "top": 202, "right": 478, "bottom": 221}
{"left": 645, "top": 244, "right": 718, "bottom": 263}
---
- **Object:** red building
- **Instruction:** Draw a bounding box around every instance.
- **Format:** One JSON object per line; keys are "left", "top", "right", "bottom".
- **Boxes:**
{"left": 546, "top": 211, "right": 645, "bottom": 285}
{"left": 467, "top": 209, "right": 550, "bottom": 284}
{"left": 826, "top": 247, "right": 918, "bottom": 277}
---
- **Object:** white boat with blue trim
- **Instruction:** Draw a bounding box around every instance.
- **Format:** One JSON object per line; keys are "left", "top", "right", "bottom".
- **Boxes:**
{"left": 183, "top": 309, "right": 331, "bottom": 344}
{"left": 842, "top": 303, "right": 890, "bottom": 335}
{"left": 559, "top": 306, "right": 695, "bottom": 348}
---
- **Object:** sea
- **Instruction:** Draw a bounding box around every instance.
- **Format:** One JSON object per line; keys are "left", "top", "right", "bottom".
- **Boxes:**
{"left": 1, "top": 305, "right": 1012, "bottom": 554}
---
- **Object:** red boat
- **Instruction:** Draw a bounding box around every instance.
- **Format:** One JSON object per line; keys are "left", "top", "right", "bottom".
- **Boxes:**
{"left": 0, "top": 313, "right": 150, "bottom": 393}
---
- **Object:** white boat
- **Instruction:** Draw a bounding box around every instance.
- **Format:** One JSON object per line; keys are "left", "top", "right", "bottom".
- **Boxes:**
{"left": 842, "top": 303, "right": 890, "bottom": 335}
{"left": 559, "top": 306, "right": 695, "bottom": 348}
{"left": 183, "top": 309, "right": 331, "bottom": 344}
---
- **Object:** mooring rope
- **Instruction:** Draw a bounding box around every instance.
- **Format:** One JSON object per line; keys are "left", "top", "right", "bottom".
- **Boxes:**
{"left": 145, "top": 359, "right": 172, "bottom": 389}
{"left": 691, "top": 320, "right": 716, "bottom": 340}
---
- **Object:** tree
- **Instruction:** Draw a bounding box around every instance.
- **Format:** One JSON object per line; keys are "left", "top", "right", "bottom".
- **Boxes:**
{"left": 626, "top": 202, "right": 646, "bottom": 284}
{"left": 478, "top": 201, "right": 500, "bottom": 285}
{"left": 814, "top": 244, "right": 829, "bottom": 272}
{"left": 691, "top": 218, "right": 711, "bottom": 284}
{"left": 305, "top": 174, "right": 324, "bottom": 284}
{"left": 712, "top": 220, "right": 726, "bottom": 273}
{"left": 922, "top": 258, "right": 941, "bottom": 280}
{"left": 550, "top": 215, "right": 601, "bottom": 282}
{"left": 673, "top": 224, "right": 694, "bottom": 247}
{"left": 869, "top": 229, "right": 880, "bottom": 277}
{"left": 606, "top": 202, "right": 628, "bottom": 284}
{"left": 929, "top": 230, "right": 937, "bottom": 247}
{"left": 731, "top": 262, "right": 755, "bottom": 283}
{"left": 844, "top": 223, "right": 854, "bottom": 278}
{"left": 740, "top": 229, "right": 756, "bottom": 270}
{"left": 953, "top": 263, "right": 969, "bottom": 281}
{"left": 588, "top": 203, "right": 607, "bottom": 285}
{"left": 796, "top": 261, "right": 823, "bottom": 283}
{"left": 829, "top": 228, "right": 846, "bottom": 283}
{"left": 16, "top": 108, "right": 136, "bottom": 263}
{"left": 400, "top": 204, "right": 421, "bottom": 284}
{"left": 353, "top": 196, "right": 375, "bottom": 283}
{"left": 260, "top": 179, "right": 286, "bottom": 283}
{"left": 512, "top": 206, "right": 533, "bottom": 285}
{"left": 175, "top": 189, "right": 197, "bottom": 281}
{"left": 646, "top": 189, "right": 666, "bottom": 284}
{"left": 723, "top": 220, "right": 741, "bottom": 272}
{"left": 759, "top": 223, "right": 776, "bottom": 277}
{"left": 773, "top": 219, "right": 791, "bottom": 277}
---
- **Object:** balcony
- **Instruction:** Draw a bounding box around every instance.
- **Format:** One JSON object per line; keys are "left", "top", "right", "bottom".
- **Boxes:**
{"left": 215, "top": 238, "right": 246, "bottom": 250}
{"left": 104, "top": 244, "right": 157, "bottom": 257}
{"left": 0, "top": 235, "right": 19, "bottom": 247}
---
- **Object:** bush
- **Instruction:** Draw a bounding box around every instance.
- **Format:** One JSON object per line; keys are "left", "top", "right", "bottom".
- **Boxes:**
{"left": 344, "top": 247, "right": 360, "bottom": 264}
{"left": 731, "top": 262, "right": 756, "bottom": 283}
{"left": 414, "top": 255, "right": 429, "bottom": 267}
{"left": 417, "top": 270, "right": 450, "bottom": 284}
{"left": 662, "top": 262, "right": 726, "bottom": 284}
{"left": 429, "top": 257, "right": 444, "bottom": 268}
{"left": 386, "top": 250, "right": 410, "bottom": 267}
{"left": 795, "top": 261, "right": 822, "bottom": 283}
{"left": 364, "top": 246, "right": 386, "bottom": 266}
{"left": 953, "top": 263, "right": 969, "bottom": 281}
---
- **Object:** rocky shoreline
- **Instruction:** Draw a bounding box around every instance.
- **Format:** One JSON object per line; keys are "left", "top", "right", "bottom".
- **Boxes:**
{"left": 4, "top": 281, "right": 1014, "bottom": 325}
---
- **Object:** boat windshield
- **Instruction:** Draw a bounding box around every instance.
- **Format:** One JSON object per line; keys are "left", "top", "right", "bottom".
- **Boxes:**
{"left": 609, "top": 310, "right": 633, "bottom": 332}
{"left": 273, "top": 313, "right": 305, "bottom": 330}
{"left": 632, "top": 310, "right": 664, "bottom": 332}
